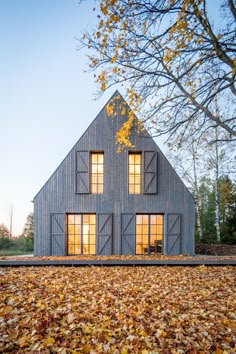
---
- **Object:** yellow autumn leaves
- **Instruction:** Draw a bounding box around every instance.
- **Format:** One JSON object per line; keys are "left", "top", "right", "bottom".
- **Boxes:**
{"left": 104, "top": 92, "right": 143, "bottom": 151}
{"left": 0, "top": 266, "right": 235, "bottom": 353}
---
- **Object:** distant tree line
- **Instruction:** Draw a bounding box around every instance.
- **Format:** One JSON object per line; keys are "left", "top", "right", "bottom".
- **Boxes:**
{"left": 169, "top": 126, "right": 236, "bottom": 245}
{"left": 0, "top": 213, "right": 34, "bottom": 255}
{"left": 196, "top": 175, "right": 236, "bottom": 244}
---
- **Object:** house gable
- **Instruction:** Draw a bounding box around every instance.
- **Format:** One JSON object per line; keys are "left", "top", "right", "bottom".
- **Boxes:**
{"left": 34, "top": 91, "right": 194, "bottom": 256}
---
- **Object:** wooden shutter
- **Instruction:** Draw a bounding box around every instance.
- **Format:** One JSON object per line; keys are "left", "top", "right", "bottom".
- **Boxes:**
{"left": 143, "top": 151, "right": 157, "bottom": 194}
{"left": 97, "top": 213, "right": 113, "bottom": 255}
{"left": 76, "top": 151, "right": 89, "bottom": 194}
{"left": 166, "top": 213, "right": 181, "bottom": 255}
{"left": 121, "top": 213, "right": 135, "bottom": 255}
{"left": 50, "top": 213, "right": 65, "bottom": 256}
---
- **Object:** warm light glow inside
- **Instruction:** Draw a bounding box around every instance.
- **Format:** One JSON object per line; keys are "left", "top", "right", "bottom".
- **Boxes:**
{"left": 136, "top": 214, "right": 163, "bottom": 254}
{"left": 67, "top": 214, "right": 96, "bottom": 255}
{"left": 91, "top": 153, "right": 104, "bottom": 194}
{"left": 129, "top": 153, "right": 141, "bottom": 194}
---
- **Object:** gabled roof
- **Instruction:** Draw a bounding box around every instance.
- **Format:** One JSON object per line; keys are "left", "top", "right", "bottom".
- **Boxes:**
{"left": 34, "top": 90, "right": 194, "bottom": 200}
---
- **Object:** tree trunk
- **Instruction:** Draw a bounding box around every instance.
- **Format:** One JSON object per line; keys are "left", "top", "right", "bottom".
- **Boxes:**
{"left": 192, "top": 142, "right": 203, "bottom": 241}
{"left": 214, "top": 128, "right": 221, "bottom": 243}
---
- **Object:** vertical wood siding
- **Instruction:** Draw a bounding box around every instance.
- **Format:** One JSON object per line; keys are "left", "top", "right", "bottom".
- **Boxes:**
{"left": 34, "top": 91, "right": 195, "bottom": 256}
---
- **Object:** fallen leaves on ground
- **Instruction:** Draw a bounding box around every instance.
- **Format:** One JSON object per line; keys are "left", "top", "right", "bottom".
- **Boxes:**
{"left": 0, "top": 266, "right": 235, "bottom": 353}
{"left": 0, "top": 254, "right": 236, "bottom": 261}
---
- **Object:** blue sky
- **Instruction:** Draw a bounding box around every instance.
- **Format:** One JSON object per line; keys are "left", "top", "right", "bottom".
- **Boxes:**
{"left": 0, "top": 0, "right": 118, "bottom": 235}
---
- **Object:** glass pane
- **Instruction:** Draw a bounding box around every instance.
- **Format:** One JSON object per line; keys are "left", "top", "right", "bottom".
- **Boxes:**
{"left": 97, "top": 175, "right": 103, "bottom": 184}
{"left": 150, "top": 225, "right": 156, "bottom": 235}
{"left": 68, "top": 215, "right": 74, "bottom": 224}
{"left": 136, "top": 244, "right": 143, "bottom": 254}
{"left": 150, "top": 215, "right": 157, "bottom": 225}
{"left": 134, "top": 165, "right": 141, "bottom": 174}
{"left": 74, "top": 224, "right": 81, "bottom": 235}
{"left": 92, "top": 165, "right": 98, "bottom": 173}
{"left": 135, "top": 154, "right": 141, "bottom": 163}
{"left": 90, "top": 214, "right": 96, "bottom": 224}
{"left": 90, "top": 244, "right": 96, "bottom": 254}
{"left": 92, "top": 175, "right": 98, "bottom": 183}
{"left": 97, "top": 154, "right": 103, "bottom": 163}
{"left": 97, "top": 164, "right": 103, "bottom": 173}
{"left": 91, "top": 184, "right": 97, "bottom": 193}
{"left": 68, "top": 233, "right": 74, "bottom": 244}
{"left": 157, "top": 215, "right": 163, "bottom": 225}
{"left": 74, "top": 215, "right": 81, "bottom": 224}
{"left": 97, "top": 184, "right": 103, "bottom": 193}
{"left": 68, "top": 225, "right": 75, "bottom": 235}
{"left": 68, "top": 244, "right": 74, "bottom": 255}
{"left": 134, "top": 185, "right": 141, "bottom": 194}
{"left": 83, "top": 215, "right": 89, "bottom": 224}
{"left": 74, "top": 244, "right": 81, "bottom": 255}
{"left": 136, "top": 225, "right": 142, "bottom": 234}
{"left": 129, "top": 165, "right": 135, "bottom": 173}
{"left": 143, "top": 244, "right": 148, "bottom": 254}
{"left": 129, "top": 175, "right": 135, "bottom": 184}
{"left": 157, "top": 225, "right": 163, "bottom": 235}
{"left": 91, "top": 154, "right": 97, "bottom": 163}
{"left": 83, "top": 245, "right": 89, "bottom": 254}
{"left": 90, "top": 233, "right": 96, "bottom": 244}
{"left": 129, "top": 154, "right": 135, "bottom": 164}
{"left": 83, "top": 226, "right": 89, "bottom": 241}
{"left": 150, "top": 235, "right": 157, "bottom": 246}
{"left": 143, "top": 215, "right": 148, "bottom": 224}
{"left": 143, "top": 234, "right": 148, "bottom": 244}
{"left": 136, "top": 215, "right": 142, "bottom": 224}
{"left": 136, "top": 234, "right": 142, "bottom": 244}
{"left": 129, "top": 185, "right": 134, "bottom": 194}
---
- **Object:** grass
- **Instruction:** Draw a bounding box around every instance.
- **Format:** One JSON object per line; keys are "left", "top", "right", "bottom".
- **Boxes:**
{"left": 0, "top": 249, "right": 33, "bottom": 256}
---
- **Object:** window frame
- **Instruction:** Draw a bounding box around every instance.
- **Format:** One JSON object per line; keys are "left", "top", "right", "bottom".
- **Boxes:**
{"left": 90, "top": 151, "right": 104, "bottom": 194}
{"left": 135, "top": 214, "right": 163, "bottom": 255}
{"left": 128, "top": 151, "right": 142, "bottom": 194}
{"left": 67, "top": 213, "right": 96, "bottom": 255}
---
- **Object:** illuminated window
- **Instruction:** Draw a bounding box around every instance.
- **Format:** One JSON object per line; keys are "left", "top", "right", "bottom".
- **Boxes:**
{"left": 91, "top": 153, "right": 104, "bottom": 194}
{"left": 67, "top": 214, "right": 96, "bottom": 255}
{"left": 136, "top": 214, "right": 163, "bottom": 254}
{"left": 129, "top": 152, "right": 141, "bottom": 194}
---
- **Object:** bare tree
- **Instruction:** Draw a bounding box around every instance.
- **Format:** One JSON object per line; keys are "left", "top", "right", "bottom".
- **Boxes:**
{"left": 9, "top": 204, "right": 13, "bottom": 238}
{"left": 168, "top": 137, "right": 204, "bottom": 241}
{"left": 80, "top": 0, "right": 236, "bottom": 149}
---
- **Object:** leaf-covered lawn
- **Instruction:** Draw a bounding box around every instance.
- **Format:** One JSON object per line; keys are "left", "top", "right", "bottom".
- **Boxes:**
{"left": 0, "top": 266, "right": 235, "bottom": 353}
{"left": 0, "top": 254, "right": 236, "bottom": 261}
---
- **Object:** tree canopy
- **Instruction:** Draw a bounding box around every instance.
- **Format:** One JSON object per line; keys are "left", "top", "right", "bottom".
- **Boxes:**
{"left": 80, "top": 0, "right": 236, "bottom": 148}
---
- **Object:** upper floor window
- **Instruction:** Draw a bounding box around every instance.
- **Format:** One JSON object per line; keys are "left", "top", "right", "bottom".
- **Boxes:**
{"left": 129, "top": 152, "right": 141, "bottom": 194}
{"left": 91, "top": 152, "right": 104, "bottom": 194}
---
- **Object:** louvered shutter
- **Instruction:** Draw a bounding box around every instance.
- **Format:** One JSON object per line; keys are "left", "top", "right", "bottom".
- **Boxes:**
{"left": 121, "top": 213, "right": 135, "bottom": 255}
{"left": 97, "top": 213, "right": 113, "bottom": 255}
{"left": 50, "top": 213, "right": 65, "bottom": 256}
{"left": 165, "top": 213, "right": 181, "bottom": 255}
{"left": 76, "top": 151, "right": 89, "bottom": 194}
{"left": 143, "top": 151, "right": 157, "bottom": 194}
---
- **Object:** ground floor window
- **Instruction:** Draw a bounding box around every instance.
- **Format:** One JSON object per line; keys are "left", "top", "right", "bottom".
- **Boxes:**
{"left": 67, "top": 214, "right": 96, "bottom": 255}
{"left": 136, "top": 214, "right": 163, "bottom": 254}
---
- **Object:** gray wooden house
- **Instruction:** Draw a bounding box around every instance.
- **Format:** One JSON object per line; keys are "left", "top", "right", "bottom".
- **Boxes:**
{"left": 34, "top": 91, "right": 194, "bottom": 256}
